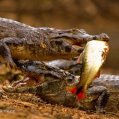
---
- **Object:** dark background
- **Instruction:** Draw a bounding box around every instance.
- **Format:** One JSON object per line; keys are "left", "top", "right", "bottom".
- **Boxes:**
{"left": 0, "top": 0, "right": 119, "bottom": 70}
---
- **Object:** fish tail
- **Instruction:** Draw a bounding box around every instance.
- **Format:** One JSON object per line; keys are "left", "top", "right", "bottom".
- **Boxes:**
{"left": 77, "top": 90, "right": 85, "bottom": 100}
{"left": 66, "top": 86, "right": 77, "bottom": 94}
{"left": 77, "top": 53, "right": 82, "bottom": 63}
{"left": 66, "top": 86, "right": 86, "bottom": 100}
{"left": 95, "top": 70, "right": 100, "bottom": 78}
{"left": 76, "top": 86, "right": 86, "bottom": 99}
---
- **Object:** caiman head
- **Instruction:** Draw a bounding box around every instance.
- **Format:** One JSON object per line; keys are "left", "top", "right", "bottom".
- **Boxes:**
{"left": 39, "top": 28, "right": 110, "bottom": 60}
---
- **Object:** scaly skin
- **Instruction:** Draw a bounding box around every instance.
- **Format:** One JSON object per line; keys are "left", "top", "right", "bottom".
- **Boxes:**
{"left": 0, "top": 17, "right": 109, "bottom": 68}
{"left": 47, "top": 56, "right": 82, "bottom": 75}
{"left": 92, "top": 74, "right": 119, "bottom": 91}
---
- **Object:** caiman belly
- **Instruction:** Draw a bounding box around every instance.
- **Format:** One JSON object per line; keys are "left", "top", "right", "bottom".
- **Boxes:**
{"left": 9, "top": 45, "right": 80, "bottom": 61}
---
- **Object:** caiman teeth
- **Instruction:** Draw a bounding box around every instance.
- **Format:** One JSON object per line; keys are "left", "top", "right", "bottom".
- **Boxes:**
{"left": 72, "top": 45, "right": 84, "bottom": 53}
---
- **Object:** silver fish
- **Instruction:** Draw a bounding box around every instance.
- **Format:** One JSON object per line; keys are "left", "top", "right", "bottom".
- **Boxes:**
{"left": 76, "top": 40, "right": 109, "bottom": 94}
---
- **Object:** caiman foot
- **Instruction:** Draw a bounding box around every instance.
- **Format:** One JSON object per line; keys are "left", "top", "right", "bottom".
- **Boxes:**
{"left": 87, "top": 86, "right": 110, "bottom": 113}
{"left": 3, "top": 60, "right": 16, "bottom": 69}
{"left": 97, "top": 108, "right": 106, "bottom": 114}
{"left": 2, "top": 74, "right": 44, "bottom": 93}
{"left": 0, "top": 41, "right": 17, "bottom": 69}
{"left": 0, "top": 59, "right": 16, "bottom": 69}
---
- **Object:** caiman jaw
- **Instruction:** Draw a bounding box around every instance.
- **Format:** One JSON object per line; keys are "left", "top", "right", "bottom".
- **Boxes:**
{"left": 65, "top": 30, "right": 109, "bottom": 47}
{"left": 50, "top": 29, "right": 109, "bottom": 60}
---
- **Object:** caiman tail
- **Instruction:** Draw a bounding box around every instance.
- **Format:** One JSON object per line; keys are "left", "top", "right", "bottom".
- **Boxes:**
{"left": 76, "top": 40, "right": 109, "bottom": 99}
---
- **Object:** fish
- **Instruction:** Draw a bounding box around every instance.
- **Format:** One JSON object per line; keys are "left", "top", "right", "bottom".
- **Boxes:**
{"left": 76, "top": 40, "right": 109, "bottom": 99}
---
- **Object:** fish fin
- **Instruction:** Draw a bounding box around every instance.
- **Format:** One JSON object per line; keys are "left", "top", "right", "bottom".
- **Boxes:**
{"left": 66, "top": 86, "right": 77, "bottom": 94}
{"left": 76, "top": 86, "right": 83, "bottom": 95}
{"left": 95, "top": 70, "right": 100, "bottom": 78}
{"left": 77, "top": 90, "right": 85, "bottom": 99}
{"left": 66, "top": 86, "right": 86, "bottom": 100}
{"left": 76, "top": 86, "right": 86, "bottom": 99}
{"left": 77, "top": 53, "right": 82, "bottom": 63}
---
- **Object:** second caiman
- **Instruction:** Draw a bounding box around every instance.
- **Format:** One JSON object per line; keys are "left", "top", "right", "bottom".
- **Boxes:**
{"left": 2, "top": 60, "right": 117, "bottom": 113}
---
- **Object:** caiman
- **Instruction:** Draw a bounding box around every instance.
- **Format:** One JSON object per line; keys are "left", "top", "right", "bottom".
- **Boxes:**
{"left": 1, "top": 60, "right": 111, "bottom": 113}
{"left": 0, "top": 17, "right": 109, "bottom": 68}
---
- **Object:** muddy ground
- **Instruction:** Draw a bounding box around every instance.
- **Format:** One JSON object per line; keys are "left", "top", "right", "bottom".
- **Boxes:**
{"left": 0, "top": 98, "right": 118, "bottom": 119}
{"left": 0, "top": 66, "right": 119, "bottom": 119}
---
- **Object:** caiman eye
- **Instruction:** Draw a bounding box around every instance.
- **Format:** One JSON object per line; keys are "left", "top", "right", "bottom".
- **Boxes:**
{"left": 66, "top": 75, "right": 75, "bottom": 83}
{"left": 67, "top": 78, "right": 73, "bottom": 83}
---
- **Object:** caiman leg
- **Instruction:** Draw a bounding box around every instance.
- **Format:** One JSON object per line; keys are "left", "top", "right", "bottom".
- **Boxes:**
{"left": 0, "top": 41, "right": 15, "bottom": 68}
{"left": 86, "top": 86, "right": 110, "bottom": 113}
